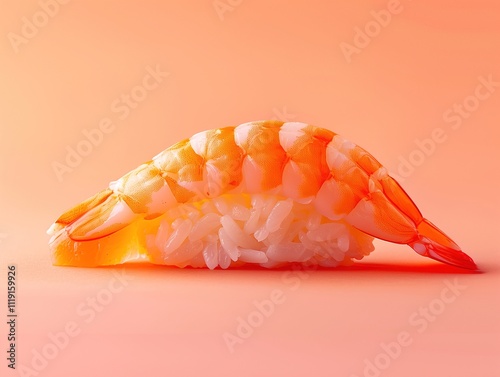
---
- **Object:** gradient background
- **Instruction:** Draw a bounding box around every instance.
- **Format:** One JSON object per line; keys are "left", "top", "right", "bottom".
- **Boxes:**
{"left": 1, "top": 1, "right": 499, "bottom": 376}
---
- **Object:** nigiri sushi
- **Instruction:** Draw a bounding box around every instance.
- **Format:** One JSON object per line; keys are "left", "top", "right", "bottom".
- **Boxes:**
{"left": 47, "top": 121, "right": 476, "bottom": 270}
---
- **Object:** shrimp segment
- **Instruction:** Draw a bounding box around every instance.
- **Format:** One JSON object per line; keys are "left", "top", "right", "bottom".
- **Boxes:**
{"left": 279, "top": 123, "right": 334, "bottom": 200}
{"left": 234, "top": 121, "right": 286, "bottom": 192}
{"left": 47, "top": 121, "right": 477, "bottom": 270}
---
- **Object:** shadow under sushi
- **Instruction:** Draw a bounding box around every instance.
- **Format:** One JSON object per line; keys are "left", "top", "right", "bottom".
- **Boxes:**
{"left": 95, "top": 260, "right": 483, "bottom": 275}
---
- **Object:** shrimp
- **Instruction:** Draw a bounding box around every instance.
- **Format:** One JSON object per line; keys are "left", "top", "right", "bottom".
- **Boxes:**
{"left": 47, "top": 120, "right": 477, "bottom": 270}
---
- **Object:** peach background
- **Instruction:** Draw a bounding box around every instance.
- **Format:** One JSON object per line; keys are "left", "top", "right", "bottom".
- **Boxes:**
{"left": 1, "top": 1, "right": 499, "bottom": 376}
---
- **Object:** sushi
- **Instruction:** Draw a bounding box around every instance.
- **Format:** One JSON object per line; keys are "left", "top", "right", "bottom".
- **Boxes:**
{"left": 47, "top": 121, "right": 477, "bottom": 270}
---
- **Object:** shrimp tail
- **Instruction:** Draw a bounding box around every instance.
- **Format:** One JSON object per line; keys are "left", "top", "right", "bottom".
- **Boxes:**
{"left": 411, "top": 219, "right": 477, "bottom": 270}
{"left": 46, "top": 186, "right": 153, "bottom": 267}
{"left": 47, "top": 187, "right": 140, "bottom": 241}
{"left": 47, "top": 189, "right": 113, "bottom": 236}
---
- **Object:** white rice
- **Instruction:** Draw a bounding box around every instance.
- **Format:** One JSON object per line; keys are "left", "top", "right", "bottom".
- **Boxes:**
{"left": 265, "top": 199, "right": 293, "bottom": 233}
{"left": 163, "top": 219, "right": 191, "bottom": 255}
{"left": 189, "top": 213, "right": 220, "bottom": 242}
{"left": 145, "top": 188, "right": 375, "bottom": 269}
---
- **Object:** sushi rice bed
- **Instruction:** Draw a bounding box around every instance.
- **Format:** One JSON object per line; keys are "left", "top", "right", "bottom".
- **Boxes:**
{"left": 144, "top": 188, "right": 375, "bottom": 269}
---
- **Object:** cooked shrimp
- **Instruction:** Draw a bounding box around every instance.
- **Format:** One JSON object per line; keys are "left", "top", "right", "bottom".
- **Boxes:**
{"left": 47, "top": 121, "right": 477, "bottom": 270}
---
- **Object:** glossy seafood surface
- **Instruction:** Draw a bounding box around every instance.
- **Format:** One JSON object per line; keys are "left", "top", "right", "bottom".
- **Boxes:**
{"left": 47, "top": 121, "right": 477, "bottom": 270}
